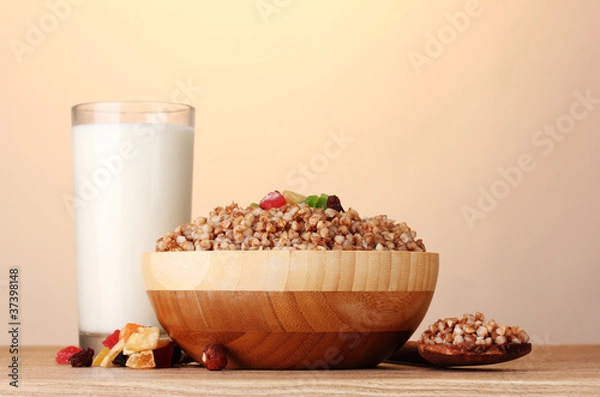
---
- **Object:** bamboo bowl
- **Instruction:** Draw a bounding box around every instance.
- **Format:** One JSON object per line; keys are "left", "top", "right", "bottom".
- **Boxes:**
{"left": 142, "top": 250, "right": 439, "bottom": 369}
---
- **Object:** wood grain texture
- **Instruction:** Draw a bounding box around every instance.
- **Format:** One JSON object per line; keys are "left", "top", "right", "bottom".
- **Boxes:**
{"left": 3, "top": 346, "right": 600, "bottom": 396}
{"left": 142, "top": 251, "right": 439, "bottom": 291}
{"left": 418, "top": 341, "right": 532, "bottom": 367}
{"left": 142, "top": 251, "right": 438, "bottom": 369}
{"left": 389, "top": 341, "right": 533, "bottom": 367}
{"left": 148, "top": 290, "right": 433, "bottom": 368}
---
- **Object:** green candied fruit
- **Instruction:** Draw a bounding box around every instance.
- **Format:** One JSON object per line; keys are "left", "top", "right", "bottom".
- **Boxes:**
{"left": 315, "top": 193, "right": 329, "bottom": 209}
{"left": 250, "top": 202, "right": 259, "bottom": 208}
{"left": 304, "top": 195, "right": 319, "bottom": 207}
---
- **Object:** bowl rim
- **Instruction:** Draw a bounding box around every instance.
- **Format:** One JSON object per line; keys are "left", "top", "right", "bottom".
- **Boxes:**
{"left": 142, "top": 250, "right": 439, "bottom": 292}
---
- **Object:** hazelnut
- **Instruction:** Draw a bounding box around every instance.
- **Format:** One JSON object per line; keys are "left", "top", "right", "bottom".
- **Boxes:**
{"left": 201, "top": 343, "right": 228, "bottom": 371}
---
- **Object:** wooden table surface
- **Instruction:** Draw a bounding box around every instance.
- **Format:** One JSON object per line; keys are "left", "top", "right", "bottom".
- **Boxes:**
{"left": 2, "top": 345, "right": 599, "bottom": 396}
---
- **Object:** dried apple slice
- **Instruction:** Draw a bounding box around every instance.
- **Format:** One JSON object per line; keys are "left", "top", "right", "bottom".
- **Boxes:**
{"left": 123, "top": 327, "right": 160, "bottom": 355}
{"left": 101, "top": 338, "right": 125, "bottom": 368}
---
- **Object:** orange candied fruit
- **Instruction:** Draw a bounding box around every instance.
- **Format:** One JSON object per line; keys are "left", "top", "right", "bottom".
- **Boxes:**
{"left": 120, "top": 323, "right": 143, "bottom": 342}
{"left": 126, "top": 350, "right": 156, "bottom": 369}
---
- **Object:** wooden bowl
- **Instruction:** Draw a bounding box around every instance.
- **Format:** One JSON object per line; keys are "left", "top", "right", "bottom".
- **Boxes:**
{"left": 142, "top": 250, "right": 439, "bottom": 369}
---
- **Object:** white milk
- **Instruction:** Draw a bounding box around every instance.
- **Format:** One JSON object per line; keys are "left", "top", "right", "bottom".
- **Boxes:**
{"left": 73, "top": 123, "right": 193, "bottom": 334}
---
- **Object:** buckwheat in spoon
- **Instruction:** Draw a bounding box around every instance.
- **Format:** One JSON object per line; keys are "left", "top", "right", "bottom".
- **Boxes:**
{"left": 388, "top": 312, "right": 532, "bottom": 367}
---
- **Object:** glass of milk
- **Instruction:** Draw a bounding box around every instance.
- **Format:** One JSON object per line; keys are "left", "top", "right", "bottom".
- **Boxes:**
{"left": 71, "top": 101, "right": 194, "bottom": 351}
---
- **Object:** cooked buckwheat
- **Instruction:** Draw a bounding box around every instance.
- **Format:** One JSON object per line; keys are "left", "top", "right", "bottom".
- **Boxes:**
{"left": 156, "top": 203, "right": 426, "bottom": 252}
{"left": 420, "top": 312, "right": 530, "bottom": 346}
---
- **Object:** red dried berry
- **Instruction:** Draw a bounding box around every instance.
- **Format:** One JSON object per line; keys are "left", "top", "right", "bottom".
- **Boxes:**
{"left": 201, "top": 343, "right": 228, "bottom": 371}
{"left": 55, "top": 345, "right": 82, "bottom": 365}
{"left": 153, "top": 341, "right": 176, "bottom": 368}
{"left": 69, "top": 347, "right": 94, "bottom": 367}
{"left": 326, "top": 195, "right": 344, "bottom": 212}
{"left": 259, "top": 190, "right": 287, "bottom": 210}
{"left": 102, "top": 329, "right": 120, "bottom": 349}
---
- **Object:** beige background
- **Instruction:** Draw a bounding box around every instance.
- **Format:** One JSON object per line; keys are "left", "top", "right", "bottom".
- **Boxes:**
{"left": 1, "top": 0, "right": 598, "bottom": 346}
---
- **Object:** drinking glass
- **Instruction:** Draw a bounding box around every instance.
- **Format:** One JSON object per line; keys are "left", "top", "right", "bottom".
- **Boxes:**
{"left": 71, "top": 101, "right": 194, "bottom": 350}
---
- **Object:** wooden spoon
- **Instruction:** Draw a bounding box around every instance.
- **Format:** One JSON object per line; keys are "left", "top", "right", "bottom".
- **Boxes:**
{"left": 387, "top": 341, "right": 532, "bottom": 367}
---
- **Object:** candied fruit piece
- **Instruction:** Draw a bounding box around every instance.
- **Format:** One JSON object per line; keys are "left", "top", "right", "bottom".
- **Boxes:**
{"left": 315, "top": 193, "right": 328, "bottom": 209}
{"left": 124, "top": 327, "right": 160, "bottom": 355}
{"left": 126, "top": 350, "right": 156, "bottom": 369}
{"left": 155, "top": 338, "right": 171, "bottom": 350}
{"left": 282, "top": 190, "right": 306, "bottom": 205}
{"left": 92, "top": 347, "right": 110, "bottom": 367}
{"left": 101, "top": 338, "right": 125, "bottom": 368}
{"left": 102, "top": 329, "right": 120, "bottom": 349}
{"left": 259, "top": 191, "right": 286, "bottom": 210}
{"left": 304, "top": 193, "right": 329, "bottom": 208}
{"left": 120, "top": 323, "right": 143, "bottom": 342}
{"left": 304, "top": 195, "right": 318, "bottom": 207}
{"left": 55, "top": 345, "right": 82, "bottom": 365}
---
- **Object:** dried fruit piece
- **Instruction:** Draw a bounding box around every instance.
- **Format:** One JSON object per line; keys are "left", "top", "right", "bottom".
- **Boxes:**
{"left": 304, "top": 195, "right": 319, "bottom": 207}
{"left": 259, "top": 191, "right": 286, "bottom": 210}
{"left": 326, "top": 195, "right": 344, "bottom": 212}
{"left": 123, "top": 326, "right": 160, "bottom": 355}
{"left": 120, "top": 323, "right": 143, "bottom": 342}
{"left": 282, "top": 190, "right": 306, "bottom": 205}
{"left": 304, "top": 193, "right": 329, "bottom": 208}
{"left": 153, "top": 341, "right": 176, "bottom": 368}
{"left": 126, "top": 350, "right": 156, "bottom": 369}
{"left": 112, "top": 352, "right": 128, "bottom": 367}
{"left": 201, "top": 343, "right": 228, "bottom": 371}
{"left": 69, "top": 347, "right": 95, "bottom": 367}
{"left": 102, "top": 329, "right": 120, "bottom": 349}
{"left": 101, "top": 338, "right": 125, "bottom": 368}
{"left": 155, "top": 338, "right": 171, "bottom": 350}
{"left": 315, "top": 193, "right": 328, "bottom": 209}
{"left": 157, "top": 193, "right": 426, "bottom": 252}
{"left": 55, "top": 345, "right": 82, "bottom": 365}
{"left": 92, "top": 347, "right": 110, "bottom": 367}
